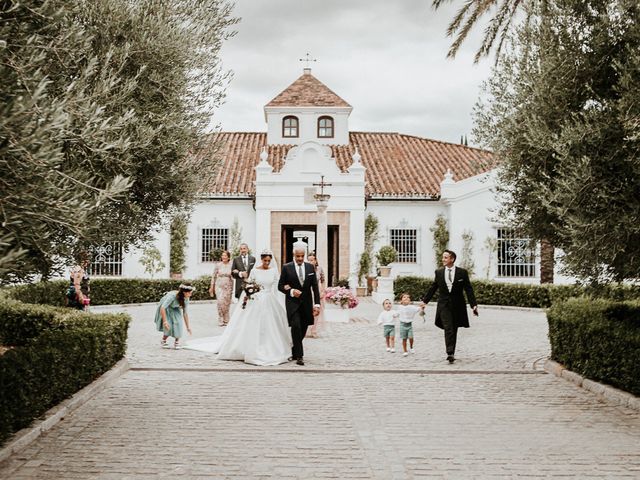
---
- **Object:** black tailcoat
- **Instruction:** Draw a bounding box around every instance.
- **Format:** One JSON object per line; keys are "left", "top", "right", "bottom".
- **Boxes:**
{"left": 277, "top": 261, "right": 321, "bottom": 327}
{"left": 422, "top": 267, "right": 477, "bottom": 329}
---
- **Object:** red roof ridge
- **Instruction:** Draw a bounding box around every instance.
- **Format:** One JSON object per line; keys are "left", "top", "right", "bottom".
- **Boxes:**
{"left": 265, "top": 71, "right": 351, "bottom": 108}
{"left": 352, "top": 131, "right": 492, "bottom": 154}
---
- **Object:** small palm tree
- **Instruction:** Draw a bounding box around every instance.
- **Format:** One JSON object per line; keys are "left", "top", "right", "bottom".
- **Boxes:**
{"left": 433, "top": 0, "right": 534, "bottom": 62}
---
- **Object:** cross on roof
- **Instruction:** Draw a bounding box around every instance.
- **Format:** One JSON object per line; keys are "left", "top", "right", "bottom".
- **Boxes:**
{"left": 313, "top": 175, "right": 332, "bottom": 195}
{"left": 299, "top": 52, "right": 317, "bottom": 68}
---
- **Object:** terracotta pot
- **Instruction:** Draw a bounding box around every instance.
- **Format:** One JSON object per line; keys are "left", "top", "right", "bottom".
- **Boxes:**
{"left": 379, "top": 266, "right": 392, "bottom": 277}
{"left": 356, "top": 286, "right": 367, "bottom": 297}
{"left": 170, "top": 272, "right": 183, "bottom": 280}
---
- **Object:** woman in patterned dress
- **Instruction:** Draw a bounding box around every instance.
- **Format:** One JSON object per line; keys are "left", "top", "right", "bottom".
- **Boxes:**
{"left": 306, "top": 252, "right": 326, "bottom": 338}
{"left": 209, "top": 250, "right": 234, "bottom": 326}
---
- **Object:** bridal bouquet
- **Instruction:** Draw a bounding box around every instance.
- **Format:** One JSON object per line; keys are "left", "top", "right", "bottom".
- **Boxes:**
{"left": 324, "top": 287, "right": 359, "bottom": 309}
{"left": 241, "top": 282, "right": 262, "bottom": 309}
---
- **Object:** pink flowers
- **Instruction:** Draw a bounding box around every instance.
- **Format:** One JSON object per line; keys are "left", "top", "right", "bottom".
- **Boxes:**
{"left": 324, "top": 287, "right": 359, "bottom": 309}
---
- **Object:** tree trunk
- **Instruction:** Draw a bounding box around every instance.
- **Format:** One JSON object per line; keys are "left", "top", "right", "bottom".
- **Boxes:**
{"left": 539, "top": 239, "right": 554, "bottom": 284}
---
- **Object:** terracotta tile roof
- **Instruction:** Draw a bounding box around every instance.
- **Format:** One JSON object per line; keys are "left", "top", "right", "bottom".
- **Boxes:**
{"left": 198, "top": 132, "right": 495, "bottom": 198}
{"left": 265, "top": 70, "right": 351, "bottom": 108}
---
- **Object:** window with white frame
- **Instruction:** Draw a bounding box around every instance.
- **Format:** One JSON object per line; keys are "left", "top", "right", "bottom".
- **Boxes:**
{"left": 497, "top": 228, "right": 536, "bottom": 277}
{"left": 390, "top": 228, "right": 418, "bottom": 263}
{"left": 201, "top": 228, "right": 229, "bottom": 262}
{"left": 88, "top": 242, "right": 123, "bottom": 276}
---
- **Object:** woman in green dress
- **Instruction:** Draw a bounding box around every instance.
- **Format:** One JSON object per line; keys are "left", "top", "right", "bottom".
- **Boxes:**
{"left": 155, "top": 284, "right": 195, "bottom": 349}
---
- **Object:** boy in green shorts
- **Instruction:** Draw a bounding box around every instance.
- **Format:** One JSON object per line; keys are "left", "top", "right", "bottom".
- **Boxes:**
{"left": 377, "top": 299, "right": 399, "bottom": 352}
{"left": 397, "top": 293, "right": 425, "bottom": 356}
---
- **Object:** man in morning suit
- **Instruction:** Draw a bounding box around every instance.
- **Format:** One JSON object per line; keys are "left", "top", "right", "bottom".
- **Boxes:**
{"left": 231, "top": 243, "right": 256, "bottom": 300}
{"left": 422, "top": 249, "right": 478, "bottom": 363}
{"left": 277, "top": 246, "right": 321, "bottom": 366}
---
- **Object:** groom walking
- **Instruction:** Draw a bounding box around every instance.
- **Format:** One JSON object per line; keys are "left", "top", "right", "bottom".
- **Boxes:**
{"left": 422, "top": 249, "right": 478, "bottom": 364}
{"left": 278, "top": 246, "right": 321, "bottom": 366}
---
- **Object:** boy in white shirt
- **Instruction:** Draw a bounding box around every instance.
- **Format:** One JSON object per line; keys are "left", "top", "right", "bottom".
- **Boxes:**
{"left": 376, "top": 299, "right": 399, "bottom": 352}
{"left": 397, "top": 293, "right": 425, "bottom": 356}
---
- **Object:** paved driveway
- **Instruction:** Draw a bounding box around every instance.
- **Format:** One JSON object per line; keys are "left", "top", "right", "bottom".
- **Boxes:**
{"left": 1, "top": 300, "right": 639, "bottom": 479}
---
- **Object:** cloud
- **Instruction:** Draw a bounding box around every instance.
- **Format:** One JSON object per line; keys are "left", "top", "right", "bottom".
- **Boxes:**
{"left": 212, "top": 0, "right": 492, "bottom": 145}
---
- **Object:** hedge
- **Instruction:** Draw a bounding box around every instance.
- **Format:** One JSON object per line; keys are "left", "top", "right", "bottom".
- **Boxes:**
{"left": 7, "top": 276, "right": 640, "bottom": 309}
{"left": 0, "top": 298, "right": 129, "bottom": 445}
{"left": 547, "top": 298, "right": 640, "bottom": 396}
{"left": 7, "top": 277, "right": 213, "bottom": 307}
{"left": 393, "top": 276, "right": 640, "bottom": 308}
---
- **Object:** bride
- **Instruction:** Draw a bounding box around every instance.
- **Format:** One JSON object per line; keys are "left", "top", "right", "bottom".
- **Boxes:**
{"left": 185, "top": 250, "right": 292, "bottom": 366}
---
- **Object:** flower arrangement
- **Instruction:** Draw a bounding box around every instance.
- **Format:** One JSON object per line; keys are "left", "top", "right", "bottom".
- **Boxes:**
{"left": 324, "top": 286, "right": 359, "bottom": 309}
{"left": 241, "top": 282, "right": 261, "bottom": 309}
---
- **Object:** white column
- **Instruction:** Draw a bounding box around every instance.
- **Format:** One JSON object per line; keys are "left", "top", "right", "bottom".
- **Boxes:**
{"left": 349, "top": 207, "right": 365, "bottom": 292}
{"left": 255, "top": 208, "right": 271, "bottom": 258}
{"left": 254, "top": 147, "right": 274, "bottom": 260}
{"left": 314, "top": 193, "right": 330, "bottom": 283}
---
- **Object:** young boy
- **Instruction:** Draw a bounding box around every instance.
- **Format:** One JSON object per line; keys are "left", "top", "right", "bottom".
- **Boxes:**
{"left": 397, "top": 293, "right": 425, "bottom": 356}
{"left": 377, "top": 299, "right": 399, "bottom": 352}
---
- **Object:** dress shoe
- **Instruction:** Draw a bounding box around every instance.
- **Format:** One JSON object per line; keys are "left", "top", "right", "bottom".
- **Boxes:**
{"left": 447, "top": 355, "right": 455, "bottom": 364}
{"left": 288, "top": 356, "right": 295, "bottom": 362}
{"left": 296, "top": 358, "right": 305, "bottom": 366}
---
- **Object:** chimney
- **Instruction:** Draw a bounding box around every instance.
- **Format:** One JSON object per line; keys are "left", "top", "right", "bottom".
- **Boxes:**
{"left": 303, "top": 67, "right": 312, "bottom": 75}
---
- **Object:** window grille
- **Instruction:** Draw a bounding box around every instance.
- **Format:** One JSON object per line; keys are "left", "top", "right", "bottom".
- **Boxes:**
{"left": 88, "top": 242, "right": 123, "bottom": 276}
{"left": 390, "top": 228, "right": 417, "bottom": 263}
{"left": 282, "top": 116, "right": 299, "bottom": 137}
{"left": 318, "top": 116, "right": 334, "bottom": 138}
{"left": 201, "top": 228, "right": 229, "bottom": 262}
{"left": 497, "top": 228, "right": 536, "bottom": 277}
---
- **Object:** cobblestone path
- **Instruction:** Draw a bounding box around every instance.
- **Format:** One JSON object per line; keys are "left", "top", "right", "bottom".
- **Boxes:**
{"left": 1, "top": 300, "right": 639, "bottom": 479}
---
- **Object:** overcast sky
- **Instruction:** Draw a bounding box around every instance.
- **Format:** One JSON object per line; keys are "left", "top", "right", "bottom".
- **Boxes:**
{"left": 212, "top": 0, "right": 493, "bottom": 146}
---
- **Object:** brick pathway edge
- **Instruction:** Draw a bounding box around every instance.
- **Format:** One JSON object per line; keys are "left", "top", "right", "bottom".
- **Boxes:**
{"left": 545, "top": 359, "right": 640, "bottom": 411}
{"left": 0, "top": 357, "right": 130, "bottom": 464}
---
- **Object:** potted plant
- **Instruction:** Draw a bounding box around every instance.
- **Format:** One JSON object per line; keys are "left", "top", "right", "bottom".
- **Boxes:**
{"left": 323, "top": 286, "right": 359, "bottom": 323}
{"left": 209, "top": 247, "right": 224, "bottom": 262}
{"left": 376, "top": 245, "right": 397, "bottom": 277}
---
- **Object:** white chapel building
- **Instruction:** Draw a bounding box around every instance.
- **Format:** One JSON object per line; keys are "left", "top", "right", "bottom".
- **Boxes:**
{"left": 104, "top": 68, "right": 549, "bottom": 286}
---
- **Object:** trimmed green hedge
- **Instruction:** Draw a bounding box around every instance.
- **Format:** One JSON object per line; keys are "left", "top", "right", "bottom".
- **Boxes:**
{"left": 394, "top": 276, "right": 640, "bottom": 308}
{"left": 8, "top": 278, "right": 212, "bottom": 307}
{"left": 8, "top": 276, "right": 640, "bottom": 309}
{"left": 547, "top": 298, "right": 640, "bottom": 396}
{"left": 0, "top": 298, "right": 129, "bottom": 444}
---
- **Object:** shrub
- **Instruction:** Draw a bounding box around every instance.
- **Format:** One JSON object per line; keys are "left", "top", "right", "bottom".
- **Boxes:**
{"left": 393, "top": 276, "right": 640, "bottom": 308}
{"left": 7, "top": 277, "right": 213, "bottom": 307}
{"left": 0, "top": 298, "right": 129, "bottom": 444}
{"left": 376, "top": 245, "right": 397, "bottom": 267}
{"left": 358, "top": 252, "right": 372, "bottom": 286}
{"left": 547, "top": 298, "right": 640, "bottom": 396}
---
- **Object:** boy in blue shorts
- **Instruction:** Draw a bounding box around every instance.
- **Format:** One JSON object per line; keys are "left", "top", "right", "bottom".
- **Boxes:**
{"left": 377, "top": 299, "right": 399, "bottom": 352}
{"left": 397, "top": 293, "right": 425, "bottom": 356}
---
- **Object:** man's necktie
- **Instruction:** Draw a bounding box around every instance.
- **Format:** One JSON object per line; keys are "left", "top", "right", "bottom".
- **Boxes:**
{"left": 243, "top": 256, "right": 247, "bottom": 269}
{"left": 448, "top": 269, "right": 452, "bottom": 283}
{"left": 298, "top": 264, "right": 304, "bottom": 284}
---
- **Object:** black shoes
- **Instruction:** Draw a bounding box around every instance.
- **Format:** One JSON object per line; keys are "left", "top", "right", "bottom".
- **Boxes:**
{"left": 289, "top": 356, "right": 305, "bottom": 366}
{"left": 447, "top": 355, "right": 455, "bottom": 364}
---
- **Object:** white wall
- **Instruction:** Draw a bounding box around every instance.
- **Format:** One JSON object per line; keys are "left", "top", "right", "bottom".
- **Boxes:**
{"left": 367, "top": 201, "right": 447, "bottom": 279}
{"left": 120, "top": 228, "right": 171, "bottom": 279}
{"left": 264, "top": 107, "right": 351, "bottom": 145}
{"left": 184, "top": 199, "right": 256, "bottom": 279}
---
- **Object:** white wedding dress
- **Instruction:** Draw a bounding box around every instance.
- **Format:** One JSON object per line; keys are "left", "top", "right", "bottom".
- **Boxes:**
{"left": 185, "top": 267, "right": 292, "bottom": 366}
